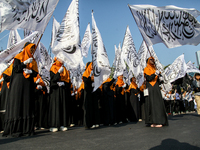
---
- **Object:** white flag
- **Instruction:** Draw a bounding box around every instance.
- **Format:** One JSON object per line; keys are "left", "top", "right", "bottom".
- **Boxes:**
{"left": 0, "top": 0, "right": 59, "bottom": 33}
{"left": 164, "top": 54, "right": 187, "bottom": 83}
{"left": 0, "top": 31, "right": 40, "bottom": 74}
{"left": 92, "top": 12, "right": 111, "bottom": 92}
{"left": 115, "top": 43, "right": 123, "bottom": 75}
{"left": 34, "top": 42, "right": 52, "bottom": 93}
{"left": 52, "top": 0, "right": 82, "bottom": 68}
{"left": 7, "top": 29, "right": 21, "bottom": 49}
{"left": 81, "top": 23, "right": 92, "bottom": 58}
{"left": 1, "top": 0, "right": 36, "bottom": 10}
{"left": 51, "top": 17, "right": 60, "bottom": 48}
{"left": 24, "top": 29, "right": 33, "bottom": 38}
{"left": 129, "top": 5, "right": 200, "bottom": 48}
{"left": 186, "top": 61, "right": 200, "bottom": 74}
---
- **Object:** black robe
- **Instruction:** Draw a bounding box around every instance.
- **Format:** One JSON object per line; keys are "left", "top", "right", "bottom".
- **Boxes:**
{"left": 83, "top": 76, "right": 94, "bottom": 128}
{"left": 115, "top": 85, "right": 126, "bottom": 123}
{"left": 48, "top": 71, "right": 70, "bottom": 128}
{"left": 0, "top": 74, "right": 10, "bottom": 131}
{"left": 128, "top": 88, "right": 140, "bottom": 122}
{"left": 102, "top": 79, "right": 115, "bottom": 125}
{"left": 34, "top": 86, "right": 49, "bottom": 129}
{"left": 3, "top": 59, "right": 37, "bottom": 137}
{"left": 144, "top": 74, "right": 168, "bottom": 126}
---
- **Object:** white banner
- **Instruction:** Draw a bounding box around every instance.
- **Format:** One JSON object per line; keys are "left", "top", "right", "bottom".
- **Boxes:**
{"left": 34, "top": 42, "right": 52, "bottom": 93}
{"left": 81, "top": 23, "right": 91, "bottom": 58}
{"left": 115, "top": 43, "right": 123, "bottom": 75}
{"left": 129, "top": 5, "right": 200, "bottom": 48}
{"left": 92, "top": 12, "right": 111, "bottom": 92}
{"left": 186, "top": 61, "right": 200, "bottom": 74}
{"left": 164, "top": 54, "right": 187, "bottom": 83}
{"left": 0, "top": 0, "right": 36, "bottom": 10}
{"left": 24, "top": 29, "right": 33, "bottom": 38}
{"left": 52, "top": 0, "right": 82, "bottom": 68}
{"left": 0, "top": 31, "right": 40, "bottom": 75}
{"left": 51, "top": 17, "right": 60, "bottom": 48}
{"left": 0, "top": 0, "right": 59, "bottom": 33}
{"left": 7, "top": 29, "right": 21, "bottom": 49}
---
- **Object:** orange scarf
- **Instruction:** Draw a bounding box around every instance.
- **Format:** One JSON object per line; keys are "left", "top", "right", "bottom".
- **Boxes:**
{"left": 116, "top": 76, "right": 124, "bottom": 87}
{"left": 3, "top": 63, "right": 13, "bottom": 88}
{"left": 14, "top": 43, "right": 38, "bottom": 78}
{"left": 77, "top": 81, "right": 84, "bottom": 92}
{"left": 50, "top": 58, "right": 70, "bottom": 83}
{"left": 143, "top": 56, "right": 158, "bottom": 86}
{"left": 82, "top": 62, "right": 92, "bottom": 78}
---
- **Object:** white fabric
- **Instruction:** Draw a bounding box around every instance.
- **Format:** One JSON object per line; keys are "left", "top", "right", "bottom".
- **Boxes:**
{"left": 35, "top": 78, "right": 40, "bottom": 84}
{"left": 7, "top": 29, "right": 21, "bottom": 49}
{"left": 58, "top": 66, "right": 64, "bottom": 73}
{"left": 115, "top": 43, "right": 123, "bottom": 76}
{"left": 186, "top": 61, "right": 200, "bottom": 74}
{"left": 164, "top": 54, "right": 187, "bottom": 83}
{"left": 34, "top": 42, "right": 52, "bottom": 93}
{"left": 24, "top": 29, "right": 33, "bottom": 38}
{"left": 0, "top": 31, "right": 40, "bottom": 76}
{"left": 129, "top": 4, "right": 200, "bottom": 48}
{"left": 37, "top": 84, "right": 42, "bottom": 90}
{"left": 81, "top": 23, "right": 92, "bottom": 58}
{"left": 51, "top": 17, "right": 60, "bottom": 48}
{"left": 52, "top": 0, "right": 82, "bottom": 69}
{"left": 0, "top": 0, "right": 59, "bottom": 33}
{"left": 91, "top": 12, "right": 111, "bottom": 92}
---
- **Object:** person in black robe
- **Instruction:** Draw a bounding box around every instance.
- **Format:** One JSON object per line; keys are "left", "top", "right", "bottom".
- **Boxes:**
{"left": 115, "top": 75, "right": 127, "bottom": 124}
{"left": 3, "top": 43, "right": 38, "bottom": 137}
{"left": 127, "top": 76, "right": 140, "bottom": 122}
{"left": 82, "top": 62, "right": 95, "bottom": 129}
{"left": 0, "top": 64, "right": 12, "bottom": 132}
{"left": 48, "top": 58, "right": 71, "bottom": 132}
{"left": 143, "top": 57, "right": 168, "bottom": 128}
{"left": 34, "top": 74, "right": 48, "bottom": 129}
{"left": 102, "top": 76, "right": 116, "bottom": 126}
{"left": 139, "top": 82, "right": 146, "bottom": 121}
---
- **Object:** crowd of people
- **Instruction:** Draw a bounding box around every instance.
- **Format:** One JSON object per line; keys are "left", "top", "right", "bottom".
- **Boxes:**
{"left": 0, "top": 42, "right": 199, "bottom": 137}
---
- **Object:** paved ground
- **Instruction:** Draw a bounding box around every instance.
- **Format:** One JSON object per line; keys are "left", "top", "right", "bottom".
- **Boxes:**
{"left": 0, "top": 112, "right": 200, "bottom": 150}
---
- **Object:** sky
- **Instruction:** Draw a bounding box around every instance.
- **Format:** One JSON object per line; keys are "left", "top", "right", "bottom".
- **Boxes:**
{"left": 1, "top": 0, "right": 200, "bottom": 67}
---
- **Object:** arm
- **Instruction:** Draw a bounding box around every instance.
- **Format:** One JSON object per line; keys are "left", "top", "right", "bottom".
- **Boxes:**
{"left": 145, "top": 73, "right": 157, "bottom": 82}
{"left": 12, "top": 58, "right": 26, "bottom": 73}
{"left": 50, "top": 71, "right": 61, "bottom": 87}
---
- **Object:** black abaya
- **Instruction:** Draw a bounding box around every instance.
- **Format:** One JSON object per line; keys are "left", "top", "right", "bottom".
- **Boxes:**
{"left": 3, "top": 59, "right": 37, "bottom": 137}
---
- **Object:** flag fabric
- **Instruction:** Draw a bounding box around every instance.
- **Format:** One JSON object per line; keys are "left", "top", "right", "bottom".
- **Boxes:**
{"left": 115, "top": 43, "right": 123, "bottom": 75}
{"left": 91, "top": 12, "right": 111, "bottom": 92}
{"left": 7, "top": 29, "right": 21, "bottom": 49}
{"left": 51, "top": 17, "right": 60, "bottom": 48}
{"left": 121, "top": 26, "right": 137, "bottom": 70}
{"left": 186, "top": 61, "right": 200, "bottom": 74}
{"left": 24, "top": 29, "right": 33, "bottom": 38}
{"left": 52, "top": 0, "right": 82, "bottom": 69}
{"left": 0, "top": 31, "right": 40, "bottom": 74}
{"left": 129, "top": 4, "right": 200, "bottom": 48}
{"left": 34, "top": 42, "right": 52, "bottom": 93}
{"left": 0, "top": 0, "right": 59, "bottom": 33}
{"left": 81, "top": 23, "right": 92, "bottom": 58}
{"left": 164, "top": 54, "right": 187, "bottom": 83}
{"left": 1, "top": 0, "right": 36, "bottom": 10}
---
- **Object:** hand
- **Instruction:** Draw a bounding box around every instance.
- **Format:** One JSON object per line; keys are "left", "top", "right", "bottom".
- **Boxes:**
{"left": 92, "top": 82, "right": 94, "bottom": 87}
{"left": 57, "top": 82, "right": 65, "bottom": 86}
{"left": 35, "top": 78, "right": 41, "bottom": 84}
{"left": 71, "top": 93, "right": 75, "bottom": 96}
{"left": 37, "top": 85, "right": 42, "bottom": 90}
{"left": 0, "top": 77, "right": 4, "bottom": 83}
{"left": 23, "top": 58, "right": 33, "bottom": 65}
{"left": 23, "top": 68, "right": 32, "bottom": 74}
{"left": 58, "top": 66, "right": 64, "bottom": 73}
{"left": 122, "top": 84, "right": 126, "bottom": 88}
